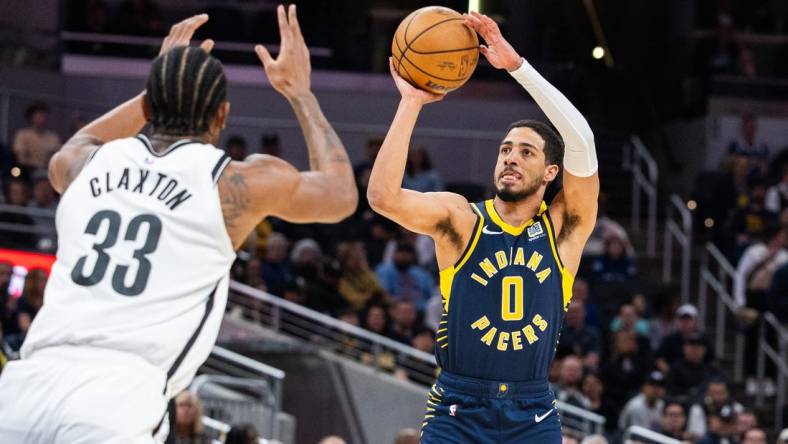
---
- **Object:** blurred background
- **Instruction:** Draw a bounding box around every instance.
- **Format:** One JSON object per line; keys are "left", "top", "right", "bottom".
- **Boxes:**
{"left": 0, "top": 1, "right": 787, "bottom": 443}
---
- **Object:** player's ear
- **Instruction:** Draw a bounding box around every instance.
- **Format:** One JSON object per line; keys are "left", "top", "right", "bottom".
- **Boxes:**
{"left": 141, "top": 92, "right": 153, "bottom": 123}
{"left": 544, "top": 164, "right": 560, "bottom": 182}
{"left": 212, "top": 101, "right": 231, "bottom": 132}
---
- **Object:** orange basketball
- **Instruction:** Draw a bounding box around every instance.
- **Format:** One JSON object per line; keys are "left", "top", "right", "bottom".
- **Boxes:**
{"left": 391, "top": 6, "right": 480, "bottom": 95}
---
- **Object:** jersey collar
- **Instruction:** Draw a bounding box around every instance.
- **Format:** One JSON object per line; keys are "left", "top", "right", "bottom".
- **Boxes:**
{"left": 485, "top": 199, "right": 547, "bottom": 236}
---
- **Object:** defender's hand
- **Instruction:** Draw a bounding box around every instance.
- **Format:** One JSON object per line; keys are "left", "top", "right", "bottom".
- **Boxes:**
{"left": 255, "top": 4, "right": 311, "bottom": 99}
{"left": 463, "top": 12, "right": 521, "bottom": 72}
{"left": 389, "top": 58, "right": 444, "bottom": 105}
{"left": 159, "top": 14, "right": 214, "bottom": 55}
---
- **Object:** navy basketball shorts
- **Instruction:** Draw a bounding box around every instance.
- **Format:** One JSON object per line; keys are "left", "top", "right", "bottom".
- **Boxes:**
{"left": 420, "top": 371, "right": 561, "bottom": 444}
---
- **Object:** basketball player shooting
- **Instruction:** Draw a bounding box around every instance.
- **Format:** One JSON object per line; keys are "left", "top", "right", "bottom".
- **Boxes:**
{"left": 367, "top": 11, "right": 599, "bottom": 443}
{"left": 0, "top": 5, "right": 356, "bottom": 443}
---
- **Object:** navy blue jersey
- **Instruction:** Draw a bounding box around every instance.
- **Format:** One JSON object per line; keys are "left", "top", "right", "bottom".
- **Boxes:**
{"left": 435, "top": 199, "right": 574, "bottom": 382}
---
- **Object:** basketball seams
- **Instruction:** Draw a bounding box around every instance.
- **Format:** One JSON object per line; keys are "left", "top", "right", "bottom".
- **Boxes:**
{"left": 398, "top": 48, "right": 478, "bottom": 82}
{"left": 406, "top": 18, "right": 467, "bottom": 52}
{"left": 408, "top": 46, "right": 480, "bottom": 55}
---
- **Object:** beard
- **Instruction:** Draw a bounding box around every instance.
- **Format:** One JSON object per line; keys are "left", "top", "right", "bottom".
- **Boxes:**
{"left": 495, "top": 174, "right": 542, "bottom": 203}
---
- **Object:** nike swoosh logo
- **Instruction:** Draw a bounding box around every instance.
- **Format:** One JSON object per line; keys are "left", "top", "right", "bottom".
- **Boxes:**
{"left": 482, "top": 225, "right": 504, "bottom": 235}
{"left": 534, "top": 409, "right": 554, "bottom": 423}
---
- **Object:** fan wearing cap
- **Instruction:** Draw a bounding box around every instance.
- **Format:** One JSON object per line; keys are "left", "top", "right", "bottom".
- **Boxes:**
{"left": 696, "top": 404, "right": 739, "bottom": 444}
{"left": 618, "top": 370, "right": 666, "bottom": 430}
{"left": 665, "top": 332, "right": 722, "bottom": 398}
{"left": 686, "top": 380, "right": 745, "bottom": 439}
{"left": 656, "top": 304, "right": 715, "bottom": 373}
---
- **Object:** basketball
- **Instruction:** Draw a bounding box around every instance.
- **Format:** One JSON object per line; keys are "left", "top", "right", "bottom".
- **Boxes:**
{"left": 391, "top": 6, "right": 480, "bottom": 94}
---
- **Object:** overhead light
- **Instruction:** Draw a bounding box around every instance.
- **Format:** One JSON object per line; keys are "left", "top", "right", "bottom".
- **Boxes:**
{"left": 468, "top": 0, "right": 480, "bottom": 13}
{"left": 10, "top": 167, "right": 20, "bottom": 177}
{"left": 592, "top": 46, "right": 605, "bottom": 60}
{"left": 704, "top": 218, "right": 715, "bottom": 228}
{"left": 687, "top": 200, "right": 697, "bottom": 210}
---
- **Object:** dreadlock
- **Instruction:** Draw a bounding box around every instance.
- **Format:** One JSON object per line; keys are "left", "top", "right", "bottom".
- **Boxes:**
{"left": 146, "top": 46, "right": 227, "bottom": 136}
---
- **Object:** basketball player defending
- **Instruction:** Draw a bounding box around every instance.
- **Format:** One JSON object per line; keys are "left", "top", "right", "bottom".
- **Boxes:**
{"left": 0, "top": 6, "right": 356, "bottom": 443}
{"left": 368, "top": 12, "right": 599, "bottom": 443}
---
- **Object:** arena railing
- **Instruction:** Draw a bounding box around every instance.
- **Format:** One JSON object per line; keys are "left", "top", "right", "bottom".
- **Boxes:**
{"left": 622, "top": 425, "right": 682, "bottom": 444}
{"left": 198, "top": 345, "right": 286, "bottom": 441}
{"left": 202, "top": 415, "right": 282, "bottom": 444}
{"left": 227, "top": 280, "right": 607, "bottom": 436}
{"left": 755, "top": 312, "right": 788, "bottom": 430}
{"left": 623, "top": 136, "right": 658, "bottom": 257}
{"left": 662, "top": 194, "right": 692, "bottom": 303}
{"left": 697, "top": 243, "right": 745, "bottom": 382}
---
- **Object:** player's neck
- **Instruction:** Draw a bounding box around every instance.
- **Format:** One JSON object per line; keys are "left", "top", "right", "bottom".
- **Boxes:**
{"left": 492, "top": 195, "right": 543, "bottom": 226}
{"left": 149, "top": 132, "right": 212, "bottom": 152}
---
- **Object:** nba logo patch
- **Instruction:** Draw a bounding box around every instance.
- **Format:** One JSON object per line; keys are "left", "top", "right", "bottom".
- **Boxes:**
{"left": 449, "top": 404, "right": 458, "bottom": 416}
{"left": 527, "top": 222, "right": 545, "bottom": 241}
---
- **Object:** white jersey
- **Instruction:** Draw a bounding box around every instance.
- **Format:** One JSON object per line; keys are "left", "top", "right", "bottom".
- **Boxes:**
{"left": 22, "top": 134, "right": 235, "bottom": 397}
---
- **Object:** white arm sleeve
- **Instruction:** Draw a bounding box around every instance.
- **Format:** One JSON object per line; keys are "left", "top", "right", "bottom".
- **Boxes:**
{"left": 508, "top": 58, "right": 598, "bottom": 177}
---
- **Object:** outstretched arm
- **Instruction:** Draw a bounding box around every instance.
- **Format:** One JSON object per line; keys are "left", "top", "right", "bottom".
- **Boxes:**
{"left": 49, "top": 14, "right": 214, "bottom": 194}
{"left": 218, "top": 5, "right": 356, "bottom": 249}
{"left": 465, "top": 12, "right": 599, "bottom": 275}
{"left": 367, "top": 60, "right": 476, "bottom": 270}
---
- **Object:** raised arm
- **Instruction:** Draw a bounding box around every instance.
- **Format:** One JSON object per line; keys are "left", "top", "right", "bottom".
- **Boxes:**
{"left": 48, "top": 14, "right": 214, "bottom": 194}
{"left": 366, "top": 60, "right": 477, "bottom": 270}
{"left": 465, "top": 12, "right": 599, "bottom": 275}
{"left": 218, "top": 5, "right": 356, "bottom": 248}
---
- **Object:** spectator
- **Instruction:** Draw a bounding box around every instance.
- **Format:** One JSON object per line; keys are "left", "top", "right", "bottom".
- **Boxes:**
{"left": 588, "top": 233, "right": 637, "bottom": 284}
{"left": 562, "top": 436, "right": 580, "bottom": 444}
{"left": 242, "top": 258, "right": 267, "bottom": 292}
{"left": 602, "top": 331, "right": 653, "bottom": 409}
{"left": 7, "top": 268, "right": 46, "bottom": 350}
{"left": 727, "top": 181, "right": 777, "bottom": 256}
{"left": 390, "top": 301, "right": 419, "bottom": 343}
{"left": 318, "top": 437, "right": 346, "bottom": 444}
{"left": 411, "top": 326, "right": 435, "bottom": 354}
{"left": 734, "top": 410, "right": 759, "bottom": 443}
{"left": 571, "top": 278, "right": 600, "bottom": 328}
{"left": 609, "top": 303, "right": 651, "bottom": 338}
{"left": 687, "top": 380, "right": 745, "bottom": 439}
{"left": 583, "top": 193, "right": 632, "bottom": 257}
{"left": 741, "top": 428, "right": 767, "bottom": 444}
{"left": 649, "top": 290, "right": 680, "bottom": 351}
{"left": 260, "top": 233, "right": 291, "bottom": 296}
{"left": 552, "top": 355, "right": 591, "bottom": 409}
{"left": 0, "top": 261, "right": 15, "bottom": 336}
{"left": 12, "top": 102, "right": 61, "bottom": 171}
{"left": 728, "top": 114, "right": 769, "bottom": 177}
{"left": 557, "top": 299, "right": 601, "bottom": 369}
{"left": 28, "top": 172, "right": 58, "bottom": 250}
{"left": 581, "top": 372, "right": 618, "bottom": 431}
{"left": 362, "top": 302, "right": 392, "bottom": 337}
{"left": 403, "top": 147, "right": 443, "bottom": 193}
{"left": 654, "top": 400, "right": 691, "bottom": 441}
{"left": 224, "top": 135, "right": 248, "bottom": 161}
{"left": 697, "top": 405, "right": 738, "bottom": 444}
{"left": 394, "top": 428, "right": 419, "bottom": 444}
{"left": 353, "top": 137, "right": 383, "bottom": 182}
{"left": 281, "top": 281, "right": 306, "bottom": 305}
{"left": 224, "top": 423, "right": 258, "bottom": 444}
{"left": 765, "top": 165, "right": 788, "bottom": 214}
{"left": 336, "top": 241, "right": 385, "bottom": 310}
{"left": 734, "top": 224, "right": 788, "bottom": 311}
{"left": 173, "top": 391, "right": 209, "bottom": 444}
{"left": 656, "top": 304, "right": 714, "bottom": 372}
{"left": 260, "top": 133, "right": 280, "bottom": 157}
{"left": 768, "top": 261, "right": 788, "bottom": 322}
{"left": 778, "top": 428, "right": 788, "bottom": 444}
{"left": 618, "top": 371, "right": 666, "bottom": 430}
{"left": 579, "top": 436, "right": 608, "bottom": 444}
{"left": 665, "top": 333, "right": 721, "bottom": 399}
{"left": 0, "top": 177, "right": 36, "bottom": 249}
{"left": 375, "top": 242, "right": 434, "bottom": 312}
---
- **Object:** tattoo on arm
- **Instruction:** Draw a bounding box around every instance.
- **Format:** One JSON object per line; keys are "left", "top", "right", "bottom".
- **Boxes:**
{"left": 557, "top": 210, "right": 581, "bottom": 245}
{"left": 220, "top": 172, "right": 249, "bottom": 229}
{"left": 289, "top": 94, "right": 350, "bottom": 171}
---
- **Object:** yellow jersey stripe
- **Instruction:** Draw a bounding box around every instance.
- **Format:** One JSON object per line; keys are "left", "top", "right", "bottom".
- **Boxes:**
{"left": 484, "top": 199, "right": 547, "bottom": 236}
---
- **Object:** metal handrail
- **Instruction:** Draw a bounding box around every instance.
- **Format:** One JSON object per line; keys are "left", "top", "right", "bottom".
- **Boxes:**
{"left": 697, "top": 243, "right": 745, "bottom": 381}
{"left": 625, "top": 136, "right": 658, "bottom": 257}
{"left": 755, "top": 312, "right": 788, "bottom": 430}
{"left": 623, "top": 425, "right": 682, "bottom": 444}
{"left": 663, "top": 194, "right": 692, "bottom": 302}
{"left": 229, "top": 280, "right": 436, "bottom": 364}
{"left": 203, "top": 416, "right": 281, "bottom": 444}
{"left": 554, "top": 400, "right": 605, "bottom": 435}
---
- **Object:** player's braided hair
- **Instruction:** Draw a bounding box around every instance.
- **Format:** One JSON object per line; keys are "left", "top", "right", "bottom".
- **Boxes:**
{"left": 146, "top": 46, "right": 227, "bottom": 136}
{"left": 506, "top": 120, "right": 565, "bottom": 167}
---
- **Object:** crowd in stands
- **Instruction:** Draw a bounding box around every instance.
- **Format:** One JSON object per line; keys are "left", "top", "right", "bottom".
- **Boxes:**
{"left": 2, "top": 100, "right": 788, "bottom": 442}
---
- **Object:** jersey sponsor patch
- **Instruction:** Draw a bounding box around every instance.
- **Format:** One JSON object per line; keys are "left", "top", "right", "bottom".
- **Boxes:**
{"left": 526, "top": 222, "right": 545, "bottom": 241}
